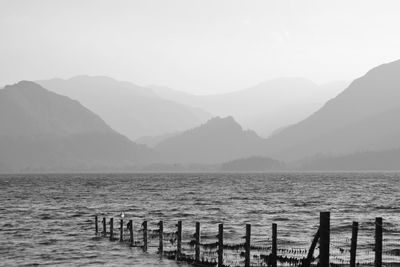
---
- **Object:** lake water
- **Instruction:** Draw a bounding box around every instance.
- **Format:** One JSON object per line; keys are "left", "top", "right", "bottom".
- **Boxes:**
{"left": 0, "top": 172, "right": 399, "bottom": 266}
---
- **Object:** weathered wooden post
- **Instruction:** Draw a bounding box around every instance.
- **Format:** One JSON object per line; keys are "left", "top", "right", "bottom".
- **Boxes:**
{"left": 272, "top": 223, "right": 277, "bottom": 267}
{"left": 319, "top": 212, "right": 330, "bottom": 267}
{"left": 159, "top": 221, "right": 164, "bottom": 255}
{"left": 177, "top": 221, "right": 182, "bottom": 259}
{"left": 102, "top": 217, "right": 106, "bottom": 237}
{"left": 109, "top": 218, "right": 114, "bottom": 240}
{"left": 195, "top": 222, "right": 201, "bottom": 262}
{"left": 304, "top": 229, "right": 320, "bottom": 267}
{"left": 375, "top": 217, "right": 382, "bottom": 267}
{"left": 218, "top": 223, "right": 224, "bottom": 267}
{"left": 120, "top": 219, "right": 124, "bottom": 242}
{"left": 143, "top": 221, "right": 148, "bottom": 252}
{"left": 129, "top": 220, "right": 134, "bottom": 246}
{"left": 95, "top": 215, "right": 98, "bottom": 235}
{"left": 245, "top": 224, "right": 251, "bottom": 267}
{"left": 350, "top": 221, "right": 359, "bottom": 267}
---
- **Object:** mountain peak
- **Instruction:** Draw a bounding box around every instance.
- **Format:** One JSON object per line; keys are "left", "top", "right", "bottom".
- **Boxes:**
{"left": 4, "top": 80, "right": 43, "bottom": 91}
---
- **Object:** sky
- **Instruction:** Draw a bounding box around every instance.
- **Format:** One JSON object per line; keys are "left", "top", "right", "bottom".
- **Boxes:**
{"left": 1, "top": 0, "right": 400, "bottom": 94}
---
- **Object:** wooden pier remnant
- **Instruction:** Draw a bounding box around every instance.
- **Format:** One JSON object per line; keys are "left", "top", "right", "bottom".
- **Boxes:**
{"left": 92, "top": 213, "right": 396, "bottom": 267}
{"left": 195, "top": 222, "right": 200, "bottom": 262}
{"left": 177, "top": 221, "right": 182, "bottom": 259}
{"left": 218, "top": 223, "right": 223, "bottom": 267}
{"left": 159, "top": 221, "right": 164, "bottom": 255}
{"left": 272, "top": 223, "right": 277, "bottom": 267}
{"left": 109, "top": 218, "right": 114, "bottom": 241}
{"left": 142, "top": 221, "right": 148, "bottom": 252}
{"left": 350, "top": 221, "right": 359, "bottom": 267}
{"left": 120, "top": 219, "right": 124, "bottom": 242}
{"left": 245, "top": 224, "right": 251, "bottom": 267}
{"left": 95, "top": 215, "right": 98, "bottom": 235}
{"left": 375, "top": 217, "right": 383, "bottom": 267}
{"left": 102, "top": 217, "right": 106, "bottom": 237}
{"left": 128, "top": 219, "right": 134, "bottom": 246}
{"left": 319, "top": 212, "right": 330, "bottom": 267}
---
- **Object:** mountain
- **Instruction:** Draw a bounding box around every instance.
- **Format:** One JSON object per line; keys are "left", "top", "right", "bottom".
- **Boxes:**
{"left": 300, "top": 148, "right": 400, "bottom": 171}
{"left": 264, "top": 59, "right": 400, "bottom": 160}
{"left": 220, "top": 156, "right": 284, "bottom": 172}
{"left": 150, "top": 78, "right": 347, "bottom": 137}
{"left": 155, "top": 116, "right": 266, "bottom": 164}
{"left": 0, "top": 81, "right": 156, "bottom": 172}
{"left": 37, "top": 76, "right": 212, "bottom": 140}
{"left": 135, "top": 132, "right": 180, "bottom": 148}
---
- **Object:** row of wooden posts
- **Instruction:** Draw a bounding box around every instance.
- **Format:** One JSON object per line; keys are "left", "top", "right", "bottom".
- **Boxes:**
{"left": 94, "top": 212, "right": 385, "bottom": 267}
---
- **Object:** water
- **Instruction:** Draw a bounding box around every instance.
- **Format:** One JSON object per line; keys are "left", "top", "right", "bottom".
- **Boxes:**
{"left": 0, "top": 172, "right": 399, "bottom": 266}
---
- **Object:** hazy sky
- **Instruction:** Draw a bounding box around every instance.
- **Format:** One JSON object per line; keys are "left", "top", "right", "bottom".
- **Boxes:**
{"left": 1, "top": 0, "right": 400, "bottom": 94}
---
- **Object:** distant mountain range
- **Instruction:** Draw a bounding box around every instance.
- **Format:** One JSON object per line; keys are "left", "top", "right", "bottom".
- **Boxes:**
{"left": 150, "top": 78, "right": 347, "bottom": 137}
{"left": 38, "top": 76, "right": 212, "bottom": 140}
{"left": 0, "top": 81, "right": 156, "bottom": 172}
{"left": 264, "top": 59, "right": 400, "bottom": 161}
{"left": 155, "top": 116, "right": 266, "bottom": 164}
{"left": 2, "top": 59, "right": 400, "bottom": 172}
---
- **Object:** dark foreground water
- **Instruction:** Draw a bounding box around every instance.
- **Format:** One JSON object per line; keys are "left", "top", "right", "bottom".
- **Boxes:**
{"left": 0, "top": 172, "right": 399, "bottom": 266}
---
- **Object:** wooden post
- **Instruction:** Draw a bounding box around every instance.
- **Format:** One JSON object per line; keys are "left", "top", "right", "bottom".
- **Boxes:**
{"left": 102, "top": 217, "right": 106, "bottom": 237}
{"left": 129, "top": 220, "right": 134, "bottom": 246}
{"left": 272, "top": 223, "right": 277, "bottom": 267}
{"left": 143, "top": 221, "right": 148, "bottom": 252}
{"left": 349, "top": 221, "right": 359, "bottom": 267}
{"left": 375, "top": 217, "right": 382, "bottom": 267}
{"left": 159, "top": 221, "right": 164, "bottom": 255}
{"left": 319, "top": 212, "right": 330, "bottom": 267}
{"left": 218, "top": 223, "right": 224, "bottom": 267}
{"left": 195, "top": 222, "right": 200, "bottom": 262}
{"left": 304, "top": 229, "right": 320, "bottom": 267}
{"left": 120, "top": 219, "right": 124, "bottom": 242}
{"left": 245, "top": 224, "right": 251, "bottom": 267}
{"left": 177, "top": 221, "right": 182, "bottom": 259}
{"left": 95, "top": 215, "right": 98, "bottom": 235}
{"left": 109, "top": 218, "right": 114, "bottom": 241}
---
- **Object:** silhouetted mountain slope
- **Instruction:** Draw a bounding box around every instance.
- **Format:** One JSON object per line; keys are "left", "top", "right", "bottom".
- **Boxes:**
{"left": 38, "top": 76, "right": 212, "bottom": 140}
{"left": 301, "top": 148, "right": 400, "bottom": 171}
{"left": 155, "top": 117, "right": 266, "bottom": 164}
{"left": 220, "top": 156, "right": 284, "bottom": 171}
{"left": 265, "top": 59, "right": 400, "bottom": 160}
{"left": 0, "top": 81, "right": 156, "bottom": 172}
{"left": 150, "top": 78, "right": 346, "bottom": 136}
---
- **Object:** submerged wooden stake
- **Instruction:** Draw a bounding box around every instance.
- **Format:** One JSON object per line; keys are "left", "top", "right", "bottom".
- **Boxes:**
{"left": 95, "top": 215, "right": 98, "bottom": 235}
{"left": 245, "top": 224, "right": 251, "bottom": 267}
{"left": 350, "top": 221, "right": 359, "bottom": 267}
{"left": 195, "top": 222, "right": 200, "bottom": 262}
{"left": 120, "top": 219, "right": 123, "bottom": 242}
{"left": 102, "top": 217, "right": 106, "bottom": 237}
{"left": 319, "top": 212, "right": 330, "bottom": 267}
{"left": 159, "top": 221, "right": 164, "bottom": 255}
{"left": 375, "top": 217, "right": 382, "bottom": 267}
{"left": 177, "top": 221, "right": 182, "bottom": 259}
{"left": 129, "top": 220, "right": 133, "bottom": 246}
{"left": 143, "top": 221, "right": 148, "bottom": 252}
{"left": 272, "top": 223, "right": 277, "bottom": 267}
{"left": 109, "top": 218, "right": 114, "bottom": 241}
{"left": 218, "top": 223, "right": 224, "bottom": 267}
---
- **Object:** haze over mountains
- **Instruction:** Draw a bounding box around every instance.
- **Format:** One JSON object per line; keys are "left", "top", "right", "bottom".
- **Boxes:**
{"left": 264, "top": 59, "right": 400, "bottom": 162}
{"left": 0, "top": 81, "right": 156, "bottom": 172}
{"left": 150, "top": 78, "right": 347, "bottom": 137}
{"left": 2, "top": 59, "right": 400, "bottom": 172}
{"left": 38, "top": 76, "right": 212, "bottom": 140}
{"left": 155, "top": 116, "right": 266, "bottom": 164}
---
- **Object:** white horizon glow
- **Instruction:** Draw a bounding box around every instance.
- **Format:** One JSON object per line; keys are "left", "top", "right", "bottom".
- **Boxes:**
{"left": 1, "top": 0, "right": 400, "bottom": 94}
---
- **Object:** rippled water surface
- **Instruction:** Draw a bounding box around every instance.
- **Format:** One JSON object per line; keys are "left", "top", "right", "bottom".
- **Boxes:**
{"left": 0, "top": 172, "right": 399, "bottom": 266}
